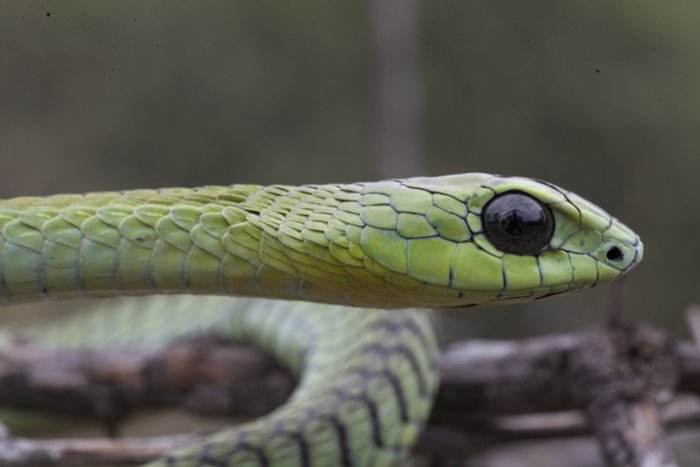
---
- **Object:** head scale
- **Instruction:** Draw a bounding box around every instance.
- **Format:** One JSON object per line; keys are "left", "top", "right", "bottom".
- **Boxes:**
{"left": 356, "top": 173, "right": 642, "bottom": 307}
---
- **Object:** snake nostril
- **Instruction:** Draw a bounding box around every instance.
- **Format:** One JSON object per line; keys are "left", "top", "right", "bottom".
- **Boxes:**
{"left": 606, "top": 246, "right": 624, "bottom": 262}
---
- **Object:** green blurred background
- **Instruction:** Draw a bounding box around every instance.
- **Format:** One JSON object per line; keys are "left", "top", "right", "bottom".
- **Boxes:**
{"left": 0, "top": 2, "right": 698, "bottom": 336}
{"left": 1, "top": 1, "right": 700, "bottom": 464}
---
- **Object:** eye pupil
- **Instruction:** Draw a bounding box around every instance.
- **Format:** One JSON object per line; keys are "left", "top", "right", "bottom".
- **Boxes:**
{"left": 483, "top": 192, "right": 554, "bottom": 255}
{"left": 502, "top": 210, "right": 528, "bottom": 237}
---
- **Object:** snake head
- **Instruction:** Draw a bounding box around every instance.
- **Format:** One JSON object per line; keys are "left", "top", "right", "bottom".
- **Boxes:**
{"left": 356, "top": 173, "right": 643, "bottom": 306}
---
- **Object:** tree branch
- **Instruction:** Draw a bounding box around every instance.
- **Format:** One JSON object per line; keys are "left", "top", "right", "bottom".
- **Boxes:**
{"left": 0, "top": 433, "right": 194, "bottom": 466}
{"left": 0, "top": 320, "right": 698, "bottom": 466}
{"left": 0, "top": 336, "right": 293, "bottom": 431}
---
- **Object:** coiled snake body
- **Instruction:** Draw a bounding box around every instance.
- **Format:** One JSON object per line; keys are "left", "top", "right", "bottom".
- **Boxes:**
{"left": 0, "top": 173, "right": 642, "bottom": 466}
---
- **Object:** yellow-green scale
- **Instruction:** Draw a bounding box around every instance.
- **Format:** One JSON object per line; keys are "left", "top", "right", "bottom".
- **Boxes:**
{"left": 0, "top": 184, "right": 385, "bottom": 304}
{"left": 0, "top": 184, "right": 381, "bottom": 305}
{"left": 0, "top": 186, "right": 269, "bottom": 300}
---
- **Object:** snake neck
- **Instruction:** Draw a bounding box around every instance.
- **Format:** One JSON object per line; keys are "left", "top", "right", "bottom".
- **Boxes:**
{"left": 0, "top": 183, "right": 395, "bottom": 305}
{"left": 0, "top": 181, "right": 468, "bottom": 307}
{"left": 231, "top": 182, "right": 427, "bottom": 307}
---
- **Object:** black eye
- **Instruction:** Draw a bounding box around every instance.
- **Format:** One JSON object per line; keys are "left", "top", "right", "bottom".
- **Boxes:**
{"left": 482, "top": 192, "right": 554, "bottom": 255}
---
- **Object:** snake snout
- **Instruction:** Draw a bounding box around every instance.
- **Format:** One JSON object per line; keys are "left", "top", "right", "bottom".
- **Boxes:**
{"left": 594, "top": 229, "right": 643, "bottom": 281}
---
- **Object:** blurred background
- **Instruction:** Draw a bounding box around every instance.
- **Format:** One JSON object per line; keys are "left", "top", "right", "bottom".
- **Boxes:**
{"left": 0, "top": 1, "right": 698, "bottom": 464}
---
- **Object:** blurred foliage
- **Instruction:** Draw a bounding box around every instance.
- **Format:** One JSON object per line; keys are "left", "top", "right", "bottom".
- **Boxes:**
{"left": 0, "top": 1, "right": 698, "bottom": 339}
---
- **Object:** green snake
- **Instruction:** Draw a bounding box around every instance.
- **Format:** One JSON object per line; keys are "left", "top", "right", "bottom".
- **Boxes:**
{"left": 0, "top": 173, "right": 642, "bottom": 466}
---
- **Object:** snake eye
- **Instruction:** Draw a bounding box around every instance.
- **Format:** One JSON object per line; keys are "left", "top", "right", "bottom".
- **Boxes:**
{"left": 482, "top": 192, "right": 554, "bottom": 255}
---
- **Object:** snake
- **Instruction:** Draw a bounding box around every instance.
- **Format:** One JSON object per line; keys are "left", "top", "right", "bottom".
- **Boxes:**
{"left": 0, "top": 173, "right": 643, "bottom": 466}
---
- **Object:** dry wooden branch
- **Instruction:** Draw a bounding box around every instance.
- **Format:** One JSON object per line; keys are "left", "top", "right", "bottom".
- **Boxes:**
{"left": 0, "top": 336, "right": 294, "bottom": 430}
{"left": 0, "top": 321, "right": 697, "bottom": 466}
{"left": 0, "top": 433, "right": 196, "bottom": 466}
{"left": 429, "top": 321, "right": 682, "bottom": 467}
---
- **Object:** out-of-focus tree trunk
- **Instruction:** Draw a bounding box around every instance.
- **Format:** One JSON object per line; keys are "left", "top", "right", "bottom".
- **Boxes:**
{"left": 371, "top": 0, "right": 425, "bottom": 178}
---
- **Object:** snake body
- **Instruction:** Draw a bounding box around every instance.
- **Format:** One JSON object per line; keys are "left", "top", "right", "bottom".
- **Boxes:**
{"left": 0, "top": 173, "right": 642, "bottom": 466}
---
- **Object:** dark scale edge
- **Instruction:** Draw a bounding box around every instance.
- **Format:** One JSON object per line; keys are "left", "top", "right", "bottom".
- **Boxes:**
{"left": 334, "top": 386, "right": 384, "bottom": 447}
